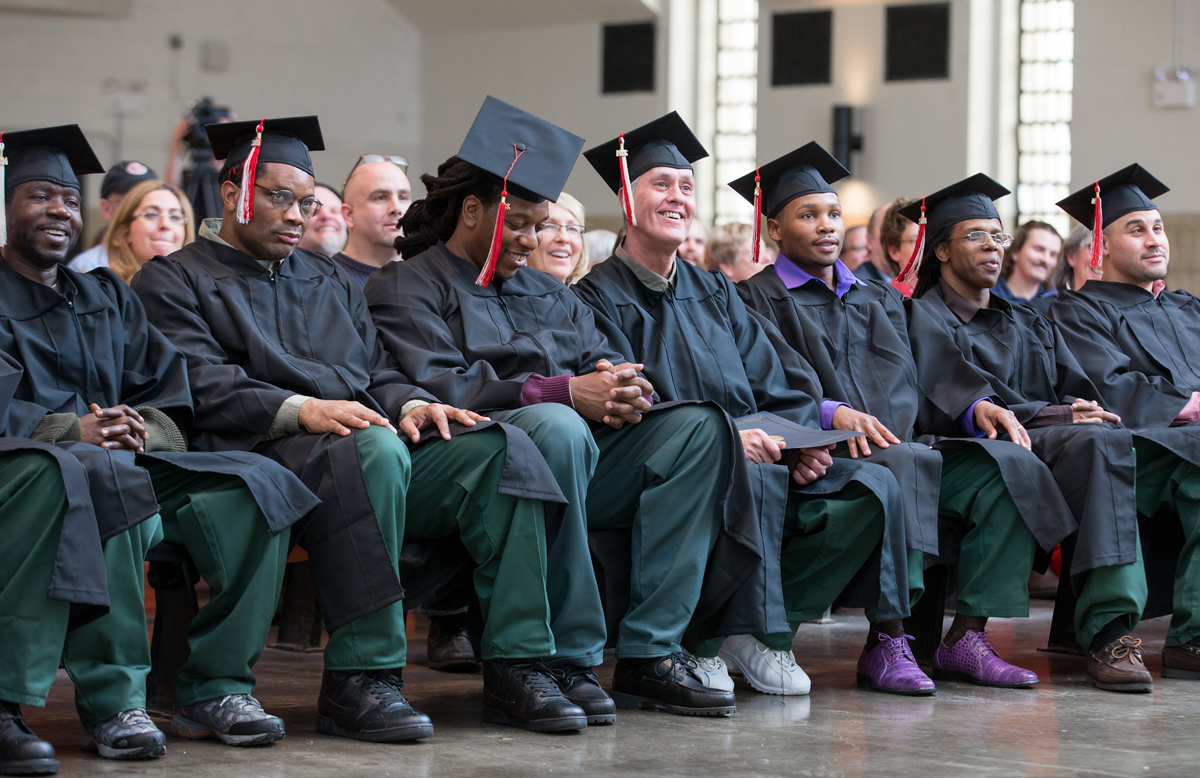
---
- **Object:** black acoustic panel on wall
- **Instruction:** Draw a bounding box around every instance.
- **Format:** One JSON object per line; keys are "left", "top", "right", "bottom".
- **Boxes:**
{"left": 885, "top": 3, "right": 950, "bottom": 81}
{"left": 603, "top": 22, "right": 656, "bottom": 93}
{"left": 772, "top": 10, "right": 833, "bottom": 86}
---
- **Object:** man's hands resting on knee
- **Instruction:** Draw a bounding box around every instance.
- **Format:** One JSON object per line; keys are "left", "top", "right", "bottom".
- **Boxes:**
{"left": 298, "top": 398, "right": 489, "bottom": 443}
{"left": 570, "top": 359, "right": 654, "bottom": 429}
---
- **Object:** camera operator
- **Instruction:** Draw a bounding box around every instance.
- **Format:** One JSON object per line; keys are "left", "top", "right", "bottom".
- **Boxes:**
{"left": 164, "top": 97, "right": 232, "bottom": 223}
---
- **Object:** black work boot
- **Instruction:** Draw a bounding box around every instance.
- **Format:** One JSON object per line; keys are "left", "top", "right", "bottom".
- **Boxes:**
{"left": 482, "top": 660, "right": 588, "bottom": 733}
{"left": 548, "top": 665, "right": 616, "bottom": 725}
{"left": 611, "top": 653, "right": 737, "bottom": 716}
{"left": 427, "top": 613, "right": 480, "bottom": 673}
{"left": 317, "top": 670, "right": 433, "bottom": 742}
{"left": 0, "top": 701, "right": 58, "bottom": 775}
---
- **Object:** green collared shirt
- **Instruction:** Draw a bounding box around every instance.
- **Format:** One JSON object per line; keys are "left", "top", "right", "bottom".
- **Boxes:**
{"left": 615, "top": 245, "right": 677, "bottom": 292}
{"left": 199, "top": 218, "right": 284, "bottom": 276}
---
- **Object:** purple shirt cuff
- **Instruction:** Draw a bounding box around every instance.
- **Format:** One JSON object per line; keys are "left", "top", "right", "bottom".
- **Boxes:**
{"left": 519, "top": 374, "right": 575, "bottom": 409}
{"left": 958, "top": 398, "right": 987, "bottom": 437}
{"left": 820, "top": 400, "right": 849, "bottom": 430}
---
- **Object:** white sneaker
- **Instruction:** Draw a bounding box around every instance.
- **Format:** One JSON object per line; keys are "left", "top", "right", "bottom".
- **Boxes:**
{"left": 719, "top": 634, "right": 811, "bottom": 696}
{"left": 685, "top": 651, "right": 735, "bottom": 692}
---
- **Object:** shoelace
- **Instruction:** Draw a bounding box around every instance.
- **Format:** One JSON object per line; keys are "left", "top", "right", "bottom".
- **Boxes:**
{"left": 548, "top": 664, "right": 598, "bottom": 688}
{"left": 756, "top": 644, "right": 798, "bottom": 670}
{"left": 1110, "top": 635, "right": 1144, "bottom": 661}
{"left": 880, "top": 634, "right": 917, "bottom": 666}
{"left": 221, "top": 694, "right": 267, "bottom": 716}
{"left": 693, "top": 656, "right": 726, "bottom": 673}
{"left": 113, "top": 708, "right": 155, "bottom": 730}
{"left": 359, "top": 672, "right": 413, "bottom": 712}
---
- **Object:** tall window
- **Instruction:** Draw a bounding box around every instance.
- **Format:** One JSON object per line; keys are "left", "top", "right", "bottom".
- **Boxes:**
{"left": 1017, "top": 0, "right": 1073, "bottom": 233}
{"left": 714, "top": 0, "right": 758, "bottom": 225}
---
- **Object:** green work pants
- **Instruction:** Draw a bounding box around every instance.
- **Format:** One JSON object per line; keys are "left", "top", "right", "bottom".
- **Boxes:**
{"left": 589, "top": 405, "right": 730, "bottom": 659}
{"left": 1074, "top": 535, "right": 1147, "bottom": 650}
{"left": 937, "top": 445, "right": 1038, "bottom": 618}
{"left": 323, "top": 426, "right": 554, "bottom": 670}
{"left": 1133, "top": 439, "right": 1200, "bottom": 647}
{"left": 64, "top": 461, "right": 287, "bottom": 724}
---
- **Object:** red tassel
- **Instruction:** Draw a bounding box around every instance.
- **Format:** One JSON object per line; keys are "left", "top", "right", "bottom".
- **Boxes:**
{"left": 617, "top": 132, "right": 637, "bottom": 227}
{"left": 751, "top": 167, "right": 762, "bottom": 264}
{"left": 0, "top": 133, "right": 7, "bottom": 249}
{"left": 1089, "top": 180, "right": 1103, "bottom": 269}
{"left": 475, "top": 144, "right": 526, "bottom": 287}
{"left": 235, "top": 119, "right": 266, "bottom": 224}
{"left": 892, "top": 196, "right": 926, "bottom": 295}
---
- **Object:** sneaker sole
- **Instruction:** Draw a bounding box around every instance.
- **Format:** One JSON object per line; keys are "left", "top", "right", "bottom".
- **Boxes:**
{"left": 316, "top": 715, "right": 434, "bottom": 742}
{"left": 1160, "top": 666, "right": 1200, "bottom": 679}
{"left": 585, "top": 712, "right": 617, "bottom": 725}
{"left": 0, "top": 759, "right": 59, "bottom": 776}
{"left": 481, "top": 706, "right": 586, "bottom": 732}
{"left": 82, "top": 733, "right": 167, "bottom": 760}
{"left": 171, "top": 715, "right": 285, "bottom": 746}
{"left": 931, "top": 668, "right": 1039, "bottom": 688}
{"left": 721, "top": 653, "right": 809, "bottom": 696}
{"left": 1089, "top": 676, "right": 1154, "bottom": 693}
{"left": 855, "top": 673, "right": 936, "bottom": 696}
{"left": 610, "top": 691, "right": 735, "bottom": 717}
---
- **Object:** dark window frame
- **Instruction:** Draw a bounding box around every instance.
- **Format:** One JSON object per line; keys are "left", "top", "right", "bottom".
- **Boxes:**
{"left": 884, "top": 3, "right": 951, "bottom": 82}
{"left": 771, "top": 9, "right": 834, "bottom": 87}
{"left": 602, "top": 22, "right": 656, "bottom": 94}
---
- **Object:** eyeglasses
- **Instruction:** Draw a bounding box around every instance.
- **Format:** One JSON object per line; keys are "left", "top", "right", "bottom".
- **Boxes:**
{"left": 132, "top": 209, "right": 188, "bottom": 226}
{"left": 956, "top": 231, "right": 1013, "bottom": 248}
{"left": 342, "top": 154, "right": 410, "bottom": 194}
{"left": 256, "top": 185, "right": 322, "bottom": 218}
{"left": 540, "top": 222, "right": 586, "bottom": 237}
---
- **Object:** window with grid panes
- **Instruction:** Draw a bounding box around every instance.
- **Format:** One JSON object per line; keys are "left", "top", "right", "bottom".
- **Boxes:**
{"left": 1017, "top": 0, "right": 1073, "bottom": 234}
{"left": 714, "top": 0, "right": 759, "bottom": 225}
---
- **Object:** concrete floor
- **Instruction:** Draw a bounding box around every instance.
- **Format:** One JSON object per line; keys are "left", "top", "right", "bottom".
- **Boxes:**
{"left": 26, "top": 601, "right": 1200, "bottom": 777}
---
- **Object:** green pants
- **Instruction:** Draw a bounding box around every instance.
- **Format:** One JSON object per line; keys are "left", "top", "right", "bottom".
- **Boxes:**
{"left": 937, "top": 445, "right": 1038, "bottom": 618}
{"left": 589, "top": 405, "right": 729, "bottom": 659}
{"left": 0, "top": 452, "right": 96, "bottom": 707}
{"left": 1074, "top": 536, "right": 1147, "bottom": 650}
{"left": 64, "top": 461, "right": 287, "bottom": 724}
{"left": 323, "top": 426, "right": 554, "bottom": 670}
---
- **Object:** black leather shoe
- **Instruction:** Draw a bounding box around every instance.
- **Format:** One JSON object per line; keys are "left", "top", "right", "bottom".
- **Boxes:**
{"left": 611, "top": 653, "right": 736, "bottom": 717}
{"left": 548, "top": 665, "right": 616, "bottom": 725}
{"left": 427, "top": 614, "right": 480, "bottom": 673}
{"left": 0, "top": 702, "right": 58, "bottom": 775}
{"left": 317, "top": 670, "right": 433, "bottom": 742}
{"left": 482, "top": 660, "right": 588, "bottom": 733}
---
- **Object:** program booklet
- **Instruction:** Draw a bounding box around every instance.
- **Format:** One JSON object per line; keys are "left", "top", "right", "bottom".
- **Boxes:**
{"left": 733, "top": 411, "right": 859, "bottom": 451}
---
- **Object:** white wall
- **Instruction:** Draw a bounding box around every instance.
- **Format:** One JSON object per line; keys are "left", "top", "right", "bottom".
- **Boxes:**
{"left": 0, "top": 0, "right": 422, "bottom": 209}
{"left": 419, "top": 20, "right": 668, "bottom": 225}
{"left": 1073, "top": 0, "right": 1200, "bottom": 213}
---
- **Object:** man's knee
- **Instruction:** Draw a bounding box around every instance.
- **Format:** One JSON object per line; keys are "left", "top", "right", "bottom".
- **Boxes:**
{"left": 355, "top": 425, "right": 411, "bottom": 481}
{"left": 658, "top": 404, "right": 729, "bottom": 447}
{"left": 511, "top": 404, "right": 597, "bottom": 463}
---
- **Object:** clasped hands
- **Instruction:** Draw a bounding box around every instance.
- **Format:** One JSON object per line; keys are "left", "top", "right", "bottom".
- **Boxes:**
{"left": 569, "top": 359, "right": 654, "bottom": 429}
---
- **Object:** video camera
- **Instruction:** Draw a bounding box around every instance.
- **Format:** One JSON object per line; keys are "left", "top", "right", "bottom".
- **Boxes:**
{"left": 181, "top": 97, "right": 233, "bottom": 163}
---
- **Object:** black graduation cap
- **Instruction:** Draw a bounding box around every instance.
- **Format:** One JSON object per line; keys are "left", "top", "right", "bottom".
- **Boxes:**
{"left": 890, "top": 173, "right": 1010, "bottom": 293}
{"left": 205, "top": 116, "right": 324, "bottom": 224}
{"left": 1056, "top": 164, "right": 1169, "bottom": 229}
{"left": 456, "top": 96, "right": 586, "bottom": 205}
{"left": 583, "top": 112, "right": 707, "bottom": 227}
{"left": 0, "top": 124, "right": 104, "bottom": 248}
{"left": 728, "top": 142, "right": 850, "bottom": 219}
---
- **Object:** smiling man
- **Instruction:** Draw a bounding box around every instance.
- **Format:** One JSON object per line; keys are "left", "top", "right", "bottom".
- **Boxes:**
{"left": 576, "top": 126, "right": 915, "bottom": 699}
{"left": 1050, "top": 166, "right": 1200, "bottom": 683}
{"left": 296, "top": 182, "right": 347, "bottom": 256}
{"left": 333, "top": 157, "right": 412, "bottom": 289}
{"left": 132, "top": 115, "right": 585, "bottom": 737}
{"left": 367, "top": 99, "right": 745, "bottom": 719}
{"left": 738, "top": 157, "right": 1073, "bottom": 691}
{"left": 993, "top": 220, "right": 1060, "bottom": 313}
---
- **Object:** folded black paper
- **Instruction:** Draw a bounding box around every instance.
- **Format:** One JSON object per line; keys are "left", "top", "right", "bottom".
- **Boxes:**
{"left": 734, "top": 411, "right": 858, "bottom": 450}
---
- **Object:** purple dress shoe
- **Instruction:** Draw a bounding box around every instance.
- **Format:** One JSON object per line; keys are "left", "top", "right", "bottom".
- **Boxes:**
{"left": 933, "top": 630, "right": 1039, "bottom": 688}
{"left": 856, "top": 633, "right": 936, "bottom": 696}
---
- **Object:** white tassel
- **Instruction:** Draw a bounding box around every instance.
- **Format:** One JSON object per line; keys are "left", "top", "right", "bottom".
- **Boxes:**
{"left": 235, "top": 120, "right": 265, "bottom": 225}
{"left": 0, "top": 138, "right": 7, "bottom": 248}
{"left": 617, "top": 132, "right": 637, "bottom": 227}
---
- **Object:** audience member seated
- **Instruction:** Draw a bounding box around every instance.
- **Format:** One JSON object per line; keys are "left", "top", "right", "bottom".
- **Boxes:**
{"left": 994, "top": 220, "right": 1061, "bottom": 313}
{"left": 102, "top": 180, "right": 194, "bottom": 284}
{"left": 585, "top": 229, "right": 618, "bottom": 266}
{"left": 839, "top": 224, "right": 869, "bottom": 271}
{"left": 332, "top": 155, "right": 412, "bottom": 289}
{"left": 528, "top": 192, "right": 589, "bottom": 284}
{"left": 703, "top": 222, "right": 767, "bottom": 283}
{"left": 1050, "top": 224, "right": 1100, "bottom": 293}
{"left": 854, "top": 202, "right": 893, "bottom": 282}
{"left": 67, "top": 160, "right": 158, "bottom": 272}
{"left": 677, "top": 218, "right": 707, "bottom": 265}
{"left": 879, "top": 198, "right": 917, "bottom": 285}
{"left": 297, "top": 182, "right": 348, "bottom": 256}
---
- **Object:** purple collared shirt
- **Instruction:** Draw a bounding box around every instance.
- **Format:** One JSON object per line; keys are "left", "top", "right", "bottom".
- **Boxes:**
{"left": 774, "top": 255, "right": 986, "bottom": 437}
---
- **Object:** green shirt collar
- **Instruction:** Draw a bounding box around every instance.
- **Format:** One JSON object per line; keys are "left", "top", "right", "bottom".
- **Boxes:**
{"left": 199, "top": 218, "right": 283, "bottom": 275}
{"left": 615, "top": 245, "right": 676, "bottom": 292}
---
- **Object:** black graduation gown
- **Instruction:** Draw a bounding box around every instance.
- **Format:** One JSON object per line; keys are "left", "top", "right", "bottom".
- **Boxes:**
{"left": 0, "top": 349, "right": 108, "bottom": 624}
{"left": 574, "top": 256, "right": 909, "bottom": 625}
{"left": 920, "top": 284, "right": 1137, "bottom": 576}
{"left": 738, "top": 267, "right": 1077, "bottom": 560}
{"left": 133, "top": 238, "right": 562, "bottom": 631}
{"left": 364, "top": 242, "right": 791, "bottom": 636}
{"left": 0, "top": 261, "right": 321, "bottom": 622}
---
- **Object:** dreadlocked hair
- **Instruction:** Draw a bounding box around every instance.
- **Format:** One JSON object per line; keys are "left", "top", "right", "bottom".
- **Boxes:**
{"left": 911, "top": 225, "right": 954, "bottom": 299}
{"left": 395, "top": 156, "right": 504, "bottom": 259}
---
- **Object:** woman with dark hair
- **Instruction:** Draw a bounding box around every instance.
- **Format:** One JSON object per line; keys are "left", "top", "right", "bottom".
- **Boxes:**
{"left": 993, "top": 220, "right": 1061, "bottom": 313}
{"left": 368, "top": 99, "right": 753, "bottom": 720}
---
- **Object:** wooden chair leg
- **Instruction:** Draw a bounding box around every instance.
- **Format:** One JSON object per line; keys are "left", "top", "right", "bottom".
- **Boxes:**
{"left": 905, "top": 564, "right": 950, "bottom": 666}
{"left": 145, "top": 560, "right": 198, "bottom": 715}
{"left": 274, "top": 560, "right": 323, "bottom": 651}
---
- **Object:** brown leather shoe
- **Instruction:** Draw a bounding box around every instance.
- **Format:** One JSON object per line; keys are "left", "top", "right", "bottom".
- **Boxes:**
{"left": 1161, "top": 643, "right": 1200, "bottom": 679}
{"left": 1088, "top": 636, "right": 1153, "bottom": 693}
